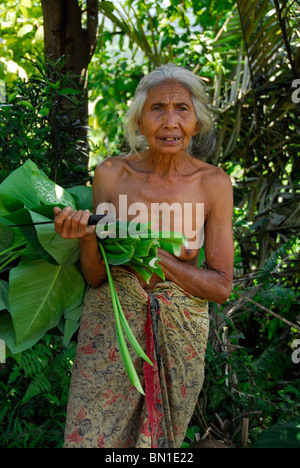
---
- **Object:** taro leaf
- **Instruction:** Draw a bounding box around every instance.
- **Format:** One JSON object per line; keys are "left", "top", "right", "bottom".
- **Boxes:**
{"left": 64, "top": 304, "right": 83, "bottom": 322}
{"left": 0, "top": 198, "right": 10, "bottom": 217}
{"left": 198, "top": 246, "right": 205, "bottom": 267}
{"left": 31, "top": 167, "right": 76, "bottom": 208}
{"left": 30, "top": 211, "right": 80, "bottom": 266}
{"left": 0, "top": 220, "right": 25, "bottom": 258}
{"left": 0, "top": 194, "right": 24, "bottom": 216}
{"left": 127, "top": 264, "right": 153, "bottom": 283}
{"left": 158, "top": 239, "right": 182, "bottom": 257}
{"left": 254, "top": 417, "right": 300, "bottom": 448}
{"left": 133, "top": 238, "right": 157, "bottom": 257}
{"left": 31, "top": 203, "right": 64, "bottom": 220}
{"left": 0, "top": 223, "right": 13, "bottom": 253}
{"left": 2, "top": 208, "right": 54, "bottom": 263}
{"left": 66, "top": 185, "right": 93, "bottom": 211}
{"left": 61, "top": 303, "right": 83, "bottom": 346}
{"left": 105, "top": 243, "right": 135, "bottom": 265}
{"left": 0, "top": 311, "right": 43, "bottom": 354}
{"left": 8, "top": 258, "right": 85, "bottom": 344}
{"left": 63, "top": 318, "right": 80, "bottom": 346}
{"left": 0, "top": 159, "right": 41, "bottom": 208}
{"left": 0, "top": 280, "right": 9, "bottom": 311}
{"left": 157, "top": 231, "right": 189, "bottom": 246}
{"left": 0, "top": 159, "right": 76, "bottom": 210}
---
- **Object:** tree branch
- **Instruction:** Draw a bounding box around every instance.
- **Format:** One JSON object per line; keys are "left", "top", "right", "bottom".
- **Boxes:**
{"left": 234, "top": 290, "right": 300, "bottom": 332}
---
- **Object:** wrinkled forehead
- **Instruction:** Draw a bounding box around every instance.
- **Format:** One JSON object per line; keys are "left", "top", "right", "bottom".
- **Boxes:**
{"left": 145, "top": 79, "right": 194, "bottom": 104}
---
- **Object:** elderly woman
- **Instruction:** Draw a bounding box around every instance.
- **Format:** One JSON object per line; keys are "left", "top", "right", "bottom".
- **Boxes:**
{"left": 54, "top": 64, "right": 234, "bottom": 448}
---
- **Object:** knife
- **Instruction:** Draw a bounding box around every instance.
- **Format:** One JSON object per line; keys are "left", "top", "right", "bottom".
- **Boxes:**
{"left": 7, "top": 214, "right": 116, "bottom": 228}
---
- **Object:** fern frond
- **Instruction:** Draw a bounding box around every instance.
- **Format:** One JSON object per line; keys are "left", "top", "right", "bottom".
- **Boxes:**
{"left": 20, "top": 352, "right": 48, "bottom": 379}
{"left": 22, "top": 374, "right": 51, "bottom": 404}
{"left": 256, "top": 238, "right": 295, "bottom": 287}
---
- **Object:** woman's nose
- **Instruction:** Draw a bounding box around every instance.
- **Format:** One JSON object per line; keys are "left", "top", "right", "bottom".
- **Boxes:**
{"left": 162, "top": 109, "right": 178, "bottom": 127}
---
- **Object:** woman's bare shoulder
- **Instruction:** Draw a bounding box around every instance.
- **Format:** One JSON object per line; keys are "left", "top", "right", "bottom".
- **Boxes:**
{"left": 95, "top": 154, "right": 128, "bottom": 170}
{"left": 94, "top": 155, "right": 129, "bottom": 180}
{"left": 193, "top": 159, "right": 231, "bottom": 186}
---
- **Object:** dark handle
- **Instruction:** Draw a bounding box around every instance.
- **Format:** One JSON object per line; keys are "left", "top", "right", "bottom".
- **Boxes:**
{"left": 88, "top": 214, "right": 105, "bottom": 225}
{"left": 88, "top": 214, "right": 116, "bottom": 225}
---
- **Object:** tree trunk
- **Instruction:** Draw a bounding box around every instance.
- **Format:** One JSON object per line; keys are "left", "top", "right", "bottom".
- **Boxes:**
{"left": 41, "top": 0, "right": 98, "bottom": 185}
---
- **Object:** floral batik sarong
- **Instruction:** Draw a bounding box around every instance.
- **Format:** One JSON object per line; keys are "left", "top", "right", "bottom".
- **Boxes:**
{"left": 63, "top": 266, "right": 209, "bottom": 448}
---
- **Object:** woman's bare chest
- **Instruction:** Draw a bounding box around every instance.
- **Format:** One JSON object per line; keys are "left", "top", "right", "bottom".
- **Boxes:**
{"left": 108, "top": 173, "right": 205, "bottom": 249}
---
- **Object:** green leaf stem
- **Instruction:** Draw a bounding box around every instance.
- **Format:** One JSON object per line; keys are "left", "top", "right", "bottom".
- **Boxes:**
{"left": 99, "top": 242, "right": 149, "bottom": 394}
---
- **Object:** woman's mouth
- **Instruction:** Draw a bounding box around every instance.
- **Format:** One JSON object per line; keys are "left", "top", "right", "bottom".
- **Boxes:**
{"left": 160, "top": 137, "right": 182, "bottom": 143}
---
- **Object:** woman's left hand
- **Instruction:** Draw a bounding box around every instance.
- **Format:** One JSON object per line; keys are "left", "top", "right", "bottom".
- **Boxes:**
{"left": 157, "top": 247, "right": 180, "bottom": 280}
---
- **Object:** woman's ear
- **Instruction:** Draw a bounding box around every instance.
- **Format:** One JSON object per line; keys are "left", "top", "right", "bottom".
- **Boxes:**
{"left": 136, "top": 118, "right": 144, "bottom": 135}
{"left": 193, "top": 120, "right": 202, "bottom": 136}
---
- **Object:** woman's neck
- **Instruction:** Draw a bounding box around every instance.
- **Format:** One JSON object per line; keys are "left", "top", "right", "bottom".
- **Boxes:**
{"left": 143, "top": 149, "right": 192, "bottom": 179}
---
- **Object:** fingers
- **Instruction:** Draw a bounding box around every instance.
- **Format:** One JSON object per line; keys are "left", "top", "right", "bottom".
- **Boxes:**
{"left": 53, "top": 206, "right": 96, "bottom": 239}
{"left": 53, "top": 206, "right": 62, "bottom": 216}
{"left": 157, "top": 248, "right": 174, "bottom": 258}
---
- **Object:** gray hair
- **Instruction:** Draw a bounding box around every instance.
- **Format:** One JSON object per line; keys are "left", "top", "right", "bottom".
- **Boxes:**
{"left": 124, "top": 63, "right": 216, "bottom": 159}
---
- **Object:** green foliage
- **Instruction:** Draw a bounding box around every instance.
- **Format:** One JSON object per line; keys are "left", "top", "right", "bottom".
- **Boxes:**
{"left": 0, "top": 160, "right": 87, "bottom": 353}
{"left": 0, "top": 56, "right": 90, "bottom": 186}
{"left": 0, "top": 0, "right": 44, "bottom": 83}
{"left": 0, "top": 336, "right": 75, "bottom": 448}
{"left": 0, "top": 0, "right": 299, "bottom": 448}
{"left": 198, "top": 317, "right": 300, "bottom": 447}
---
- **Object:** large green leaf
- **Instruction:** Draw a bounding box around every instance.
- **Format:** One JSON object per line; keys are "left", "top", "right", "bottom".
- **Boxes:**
{"left": 0, "top": 194, "right": 24, "bottom": 216}
{"left": 254, "top": 417, "right": 300, "bottom": 448}
{"left": 2, "top": 208, "right": 55, "bottom": 263}
{"left": 0, "top": 160, "right": 41, "bottom": 208}
{"left": 105, "top": 242, "right": 135, "bottom": 265}
{"left": 8, "top": 259, "right": 85, "bottom": 344}
{"left": 0, "top": 311, "right": 43, "bottom": 354}
{"left": 63, "top": 318, "right": 80, "bottom": 347}
{"left": 31, "top": 167, "right": 76, "bottom": 208}
{"left": 0, "top": 159, "right": 76, "bottom": 210}
{"left": 30, "top": 211, "right": 80, "bottom": 266}
{"left": 66, "top": 185, "right": 93, "bottom": 211}
{"left": 0, "top": 223, "right": 13, "bottom": 253}
{"left": 0, "top": 280, "right": 9, "bottom": 311}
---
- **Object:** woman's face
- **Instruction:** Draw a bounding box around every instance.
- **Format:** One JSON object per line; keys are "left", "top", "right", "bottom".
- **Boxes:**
{"left": 137, "top": 79, "right": 200, "bottom": 156}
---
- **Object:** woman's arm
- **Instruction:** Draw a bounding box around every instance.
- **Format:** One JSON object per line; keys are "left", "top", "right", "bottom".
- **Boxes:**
{"left": 158, "top": 171, "right": 234, "bottom": 304}
{"left": 53, "top": 162, "right": 115, "bottom": 288}
{"left": 53, "top": 206, "right": 107, "bottom": 288}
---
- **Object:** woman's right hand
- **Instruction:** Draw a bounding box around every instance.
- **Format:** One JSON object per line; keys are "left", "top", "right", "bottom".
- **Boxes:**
{"left": 53, "top": 206, "right": 96, "bottom": 239}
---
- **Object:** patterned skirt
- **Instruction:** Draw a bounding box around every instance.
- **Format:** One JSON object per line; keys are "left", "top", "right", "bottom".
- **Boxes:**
{"left": 63, "top": 266, "right": 209, "bottom": 448}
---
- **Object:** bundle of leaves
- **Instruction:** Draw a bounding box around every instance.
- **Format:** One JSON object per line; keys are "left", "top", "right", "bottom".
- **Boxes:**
{"left": 0, "top": 159, "right": 187, "bottom": 392}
